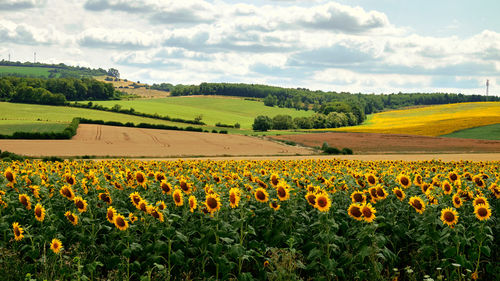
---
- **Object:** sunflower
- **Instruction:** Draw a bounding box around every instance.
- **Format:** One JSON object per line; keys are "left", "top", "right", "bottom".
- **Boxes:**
{"left": 160, "top": 181, "right": 173, "bottom": 194}
{"left": 365, "top": 173, "right": 378, "bottom": 186}
{"left": 229, "top": 188, "right": 241, "bottom": 208}
{"left": 409, "top": 196, "right": 426, "bottom": 214}
{"left": 172, "top": 189, "right": 184, "bottom": 207}
{"left": 149, "top": 207, "right": 164, "bottom": 222}
{"left": 361, "top": 203, "right": 376, "bottom": 223}
{"left": 440, "top": 207, "right": 459, "bottom": 227}
{"left": 4, "top": 168, "right": 16, "bottom": 183}
{"left": 19, "top": 194, "right": 32, "bottom": 210}
{"left": 397, "top": 174, "right": 411, "bottom": 188}
{"left": 375, "top": 185, "right": 388, "bottom": 200}
{"left": 189, "top": 195, "right": 197, "bottom": 213}
{"left": 314, "top": 193, "right": 331, "bottom": 212}
{"left": 155, "top": 172, "right": 165, "bottom": 182}
{"left": 441, "top": 180, "right": 453, "bottom": 195}
{"left": 368, "top": 186, "right": 378, "bottom": 202}
{"left": 205, "top": 194, "right": 221, "bottom": 214}
{"left": 106, "top": 206, "right": 117, "bottom": 224}
{"left": 130, "top": 192, "right": 142, "bottom": 207}
{"left": 452, "top": 193, "right": 463, "bottom": 208}
{"left": 348, "top": 203, "right": 363, "bottom": 221}
{"left": 137, "top": 199, "right": 149, "bottom": 212}
{"left": 34, "top": 203, "right": 46, "bottom": 222}
{"left": 113, "top": 214, "right": 129, "bottom": 230}
{"left": 448, "top": 171, "right": 459, "bottom": 182}
{"left": 269, "top": 200, "right": 280, "bottom": 211}
{"left": 270, "top": 173, "right": 280, "bottom": 186}
{"left": 472, "top": 175, "right": 485, "bottom": 188}
{"left": 413, "top": 174, "right": 423, "bottom": 186}
{"left": 489, "top": 183, "right": 500, "bottom": 199}
{"left": 389, "top": 188, "right": 403, "bottom": 202}
{"left": 254, "top": 187, "right": 269, "bottom": 203}
{"left": 98, "top": 193, "right": 112, "bottom": 205}
{"left": 74, "top": 196, "right": 88, "bottom": 213}
{"left": 128, "top": 213, "right": 138, "bottom": 223}
{"left": 50, "top": 238, "right": 63, "bottom": 254}
{"left": 305, "top": 191, "right": 316, "bottom": 206}
{"left": 63, "top": 173, "right": 76, "bottom": 186}
{"left": 64, "top": 211, "right": 78, "bottom": 226}
{"left": 276, "top": 184, "right": 290, "bottom": 201}
{"left": 472, "top": 196, "right": 489, "bottom": 208}
{"left": 350, "top": 190, "right": 366, "bottom": 204}
{"left": 421, "top": 183, "right": 431, "bottom": 195}
{"left": 13, "top": 222, "right": 24, "bottom": 241}
{"left": 156, "top": 201, "right": 167, "bottom": 210}
{"left": 179, "top": 179, "right": 193, "bottom": 194}
{"left": 135, "top": 171, "right": 147, "bottom": 186}
{"left": 474, "top": 204, "right": 491, "bottom": 221}
{"left": 59, "top": 185, "right": 75, "bottom": 201}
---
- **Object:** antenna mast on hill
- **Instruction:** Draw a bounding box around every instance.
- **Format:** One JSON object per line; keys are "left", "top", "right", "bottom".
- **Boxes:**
{"left": 8, "top": 53, "right": 10, "bottom": 61}
{"left": 486, "top": 79, "right": 489, "bottom": 97}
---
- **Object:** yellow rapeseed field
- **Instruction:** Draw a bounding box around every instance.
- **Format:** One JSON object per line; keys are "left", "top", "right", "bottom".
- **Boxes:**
{"left": 329, "top": 102, "right": 500, "bottom": 136}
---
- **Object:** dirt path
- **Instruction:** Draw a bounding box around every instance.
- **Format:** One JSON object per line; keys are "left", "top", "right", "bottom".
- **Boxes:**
{"left": 0, "top": 124, "right": 313, "bottom": 157}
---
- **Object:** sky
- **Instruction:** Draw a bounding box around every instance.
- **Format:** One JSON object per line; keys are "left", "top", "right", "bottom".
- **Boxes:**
{"left": 1, "top": 0, "right": 499, "bottom": 95}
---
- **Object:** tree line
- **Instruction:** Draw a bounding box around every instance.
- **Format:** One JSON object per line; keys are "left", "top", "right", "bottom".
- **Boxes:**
{"left": 0, "top": 76, "right": 116, "bottom": 105}
{"left": 171, "top": 82, "right": 498, "bottom": 116}
{"left": 0, "top": 60, "right": 109, "bottom": 78}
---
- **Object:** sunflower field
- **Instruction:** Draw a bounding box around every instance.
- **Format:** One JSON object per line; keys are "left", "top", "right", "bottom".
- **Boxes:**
{"left": 0, "top": 159, "right": 498, "bottom": 280}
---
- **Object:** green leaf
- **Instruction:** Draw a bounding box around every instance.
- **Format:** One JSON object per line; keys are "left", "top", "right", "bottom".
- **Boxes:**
{"left": 481, "top": 245, "right": 491, "bottom": 257}
{"left": 219, "top": 237, "right": 234, "bottom": 244}
{"left": 175, "top": 231, "right": 188, "bottom": 243}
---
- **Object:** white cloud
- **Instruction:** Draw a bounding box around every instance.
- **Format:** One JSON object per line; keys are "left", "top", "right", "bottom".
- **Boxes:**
{"left": 0, "top": 0, "right": 46, "bottom": 10}
{"left": 0, "top": 0, "right": 498, "bottom": 95}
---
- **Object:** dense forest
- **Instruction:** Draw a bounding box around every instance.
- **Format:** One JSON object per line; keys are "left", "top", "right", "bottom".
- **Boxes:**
{"left": 0, "top": 76, "right": 116, "bottom": 105}
{"left": 0, "top": 60, "right": 115, "bottom": 78}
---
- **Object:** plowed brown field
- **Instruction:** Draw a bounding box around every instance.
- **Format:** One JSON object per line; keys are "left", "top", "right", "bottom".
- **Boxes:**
{"left": 0, "top": 124, "right": 313, "bottom": 157}
{"left": 270, "top": 132, "right": 500, "bottom": 154}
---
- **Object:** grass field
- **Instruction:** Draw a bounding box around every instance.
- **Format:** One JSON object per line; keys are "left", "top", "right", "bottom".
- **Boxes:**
{"left": 91, "top": 96, "right": 314, "bottom": 129}
{"left": 325, "top": 102, "right": 500, "bottom": 137}
{"left": 0, "top": 102, "right": 305, "bottom": 136}
{"left": 442, "top": 123, "right": 500, "bottom": 140}
{"left": 0, "top": 102, "right": 206, "bottom": 135}
{"left": 0, "top": 66, "right": 53, "bottom": 78}
{"left": 0, "top": 120, "right": 68, "bottom": 136}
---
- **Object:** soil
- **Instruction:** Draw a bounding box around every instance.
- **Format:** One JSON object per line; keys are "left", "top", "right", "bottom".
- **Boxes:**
{"left": 269, "top": 132, "right": 500, "bottom": 154}
{"left": 0, "top": 124, "right": 313, "bottom": 157}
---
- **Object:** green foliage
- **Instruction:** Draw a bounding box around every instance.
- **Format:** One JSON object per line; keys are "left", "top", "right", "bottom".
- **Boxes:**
{"left": 0, "top": 76, "right": 116, "bottom": 105}
{"left": 272, "top": 115, "right": 295, "bottom": 130}
{"left": 253, "top": 115, "right": 273, "bottom": 131}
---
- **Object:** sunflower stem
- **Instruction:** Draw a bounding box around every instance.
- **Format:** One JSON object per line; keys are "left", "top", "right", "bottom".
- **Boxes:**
{"left": 473, "top": 223, "right": 485, "bottom": 275}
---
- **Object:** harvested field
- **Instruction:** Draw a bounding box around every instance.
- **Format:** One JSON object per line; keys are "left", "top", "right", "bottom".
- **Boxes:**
{"left": 0, "top": 124, "right": 313, "bottom": 157}
{"left": 270, "top": 132, "right": 500, "bottom": 154}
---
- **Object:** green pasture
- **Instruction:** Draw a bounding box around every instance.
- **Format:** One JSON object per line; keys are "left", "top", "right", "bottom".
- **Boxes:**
{"left": 0, "top": 102, "right": 199, "bottom": 128}
{"left": 0, "top": 66, "right": 53, "bottom": 78}
{"left": 441, "top": 123, "right": 500, "bottom": 140}
{"left": 90, "top": 96, "right": 314, "bottom": 129}
{"left": 0, "top": 120, "right": 68, "bottom": 135}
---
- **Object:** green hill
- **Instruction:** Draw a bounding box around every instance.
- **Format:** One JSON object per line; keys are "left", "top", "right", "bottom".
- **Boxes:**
{"left": 90, "top": 96, "right": 315, "bottom": 129}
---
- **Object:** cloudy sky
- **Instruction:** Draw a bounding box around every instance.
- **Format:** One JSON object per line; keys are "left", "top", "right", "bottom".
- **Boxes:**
{"left": 1, "top": 0, "right": 499, "bottom": 95}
